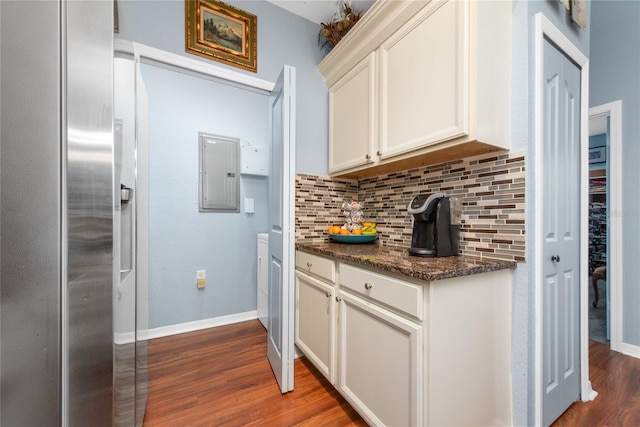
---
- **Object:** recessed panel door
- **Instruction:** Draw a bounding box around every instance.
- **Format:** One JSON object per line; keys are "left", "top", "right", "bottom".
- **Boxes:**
{"left": 542, "top": 38, "right": 581, "bottom": 426}
{"left": 267, "top": 65, "right": 296, "bottom": 393}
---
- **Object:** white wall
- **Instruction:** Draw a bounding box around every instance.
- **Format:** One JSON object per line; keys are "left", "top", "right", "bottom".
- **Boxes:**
{"left": 589, "top": 0, "right": 640, "bottom": 348}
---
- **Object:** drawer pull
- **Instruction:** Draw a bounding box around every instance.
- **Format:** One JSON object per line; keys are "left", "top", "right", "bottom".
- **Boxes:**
{"left": 306, "top": 261, "right": 312, "bottom": 268}
{"left": 364, "top": 283, "right": 373, "bottom": 290}
{"left": 326, "top": 291, "right": 331, "bottom": 298}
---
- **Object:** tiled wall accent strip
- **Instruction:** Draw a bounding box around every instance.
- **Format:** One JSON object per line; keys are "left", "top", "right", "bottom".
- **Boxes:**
{"left": 295, "top": 175, "right": 359, "bottom": 242}
{"left": 295, "top": 152, "right": 525, "bottom": 262}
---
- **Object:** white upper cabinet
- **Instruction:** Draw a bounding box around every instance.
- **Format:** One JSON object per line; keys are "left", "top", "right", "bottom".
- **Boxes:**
{"left": 319, "top": 0, "right": 511, "bottom": 178}
{"left": 329, "top": 53, "right": 377, "bottom": 172}
{"left": 380, "top": 0, "right": 467, "bottom": 160}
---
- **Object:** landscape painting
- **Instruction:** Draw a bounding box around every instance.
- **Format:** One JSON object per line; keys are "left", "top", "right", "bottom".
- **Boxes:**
{"left": 202, "top": 9, "right": 244, "bottom": 55}
{"left": 185, "top": 0, "right": 257, "bottom": 72}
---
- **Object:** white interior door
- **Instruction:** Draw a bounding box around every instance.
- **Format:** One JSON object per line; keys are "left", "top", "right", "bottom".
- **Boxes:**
{"left": 267, "top": 65, "right": 296, "bottom": 393}
{"left": 542, "top": 38, "right": 581, "bottom": 426}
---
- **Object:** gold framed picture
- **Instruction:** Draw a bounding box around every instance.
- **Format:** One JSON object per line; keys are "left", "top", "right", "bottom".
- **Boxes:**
{"left": 185, "top": 0, "right": 257, "bottom": 72}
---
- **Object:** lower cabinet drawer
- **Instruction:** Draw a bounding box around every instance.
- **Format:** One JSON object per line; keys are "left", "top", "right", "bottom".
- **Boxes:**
{"left": 339, "top": 263, "right": 424, "bottom": 320}
{"left": 296, "top": 250, "right": 336, "bottom": 283}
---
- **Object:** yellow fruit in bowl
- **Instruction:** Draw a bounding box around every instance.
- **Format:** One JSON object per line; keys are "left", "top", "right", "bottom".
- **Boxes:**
{"left": 352, "top": 229, "right": 362, "bottom": 235}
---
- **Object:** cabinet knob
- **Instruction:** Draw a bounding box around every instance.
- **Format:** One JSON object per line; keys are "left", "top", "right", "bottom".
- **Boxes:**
{"left": 326, "top": 291, "right": 331, "bottom": 298}
{"left": 306, "top": 261, "right": 312, "bottom": 268}
{"left": 377, "top": 151, "right": 382, "bottom": 157}
{"left": 365, "top": 154, "right": 371, "bottom": 160}
{"left": 364, "top": 283, "right": 373, "bottom": 290}
{"left": 551, "top": 255, "right": 560, "bottom": 262}
{"left": 335, "top": 296, "right": 342, "bottom": 302}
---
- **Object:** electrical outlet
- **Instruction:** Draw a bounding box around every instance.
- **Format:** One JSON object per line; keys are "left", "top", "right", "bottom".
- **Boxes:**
{"left": 196, "top": 270, "right": 206, "bottom": 289}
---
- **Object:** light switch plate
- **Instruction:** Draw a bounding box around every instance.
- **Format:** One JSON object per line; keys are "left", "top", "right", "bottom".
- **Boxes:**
{"left": 245, "top": 198, "right": 254, "bottom": 214}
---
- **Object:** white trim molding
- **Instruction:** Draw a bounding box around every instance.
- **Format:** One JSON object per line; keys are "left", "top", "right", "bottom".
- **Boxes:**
{"left": 589, "top": 100, "right": 624, "bottom": 355}
{"left": 138, "top": 311, "right": 259, "bottom": 341}
{"left": 620, "top": 342, "right": 640, "bottom": 359}
{"left": 114, "top": 39, "right": 275, "bottom": 94}
{"left": 114, "top": 332, "right": 136, "bottom": 346}
{"left": 534, "top": 12, "right": 591, "bottom": 426}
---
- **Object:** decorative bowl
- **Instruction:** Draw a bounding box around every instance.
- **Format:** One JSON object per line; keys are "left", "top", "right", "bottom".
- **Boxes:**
{"left": 328, "top": 233, "right": 378, "bottom": 244}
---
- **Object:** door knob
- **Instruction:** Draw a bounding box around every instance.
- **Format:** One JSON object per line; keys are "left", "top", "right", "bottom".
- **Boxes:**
{"left": 551, "top": 255, "right": 560, "bottom": 262}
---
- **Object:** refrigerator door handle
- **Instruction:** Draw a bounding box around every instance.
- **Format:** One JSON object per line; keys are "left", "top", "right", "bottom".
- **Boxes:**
{"left": 121, "top": 184, "right": 133, "bottom": 203}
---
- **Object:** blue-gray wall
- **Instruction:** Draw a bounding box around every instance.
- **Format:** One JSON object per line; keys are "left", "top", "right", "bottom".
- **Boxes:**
{"left": 589, "top": 0, "right": 640, "bottom": 348}
{"left": 512, "top": 1, "right": 591, "bottom": 425}
{"left": 117, "top": 1, "right": 329, "bottom": 329}
{"left": 509, "top": 3, "right": 530, "bottom": 425}
{"left": 142, "top": 63, "right": 269, "bottom": 327}
{"left": 589, "top": 134, "right": 606, "bottom": 149}
{"left": 117, "top": 0, "right": 329, "bottom": 176}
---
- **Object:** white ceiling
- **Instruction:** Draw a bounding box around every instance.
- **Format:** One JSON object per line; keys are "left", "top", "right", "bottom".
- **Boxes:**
{"left": 265, "top": 0, "right": 375, "bottom": 25}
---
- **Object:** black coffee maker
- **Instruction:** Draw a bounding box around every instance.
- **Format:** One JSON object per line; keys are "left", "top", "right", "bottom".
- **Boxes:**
{"left": 407, "top": 193, "right": 460, "bottom": 257}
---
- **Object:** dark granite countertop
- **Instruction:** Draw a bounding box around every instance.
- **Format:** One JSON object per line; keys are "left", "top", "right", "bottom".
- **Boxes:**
{"left": 295, "top": 241, "right": 516, "bottom": 282}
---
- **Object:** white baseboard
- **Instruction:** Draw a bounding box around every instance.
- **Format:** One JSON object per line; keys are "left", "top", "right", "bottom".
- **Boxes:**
{"left": 138, "top": 310, "right": 258, "bottom": 341}
{"left": 620, "top": 341, "right": 640, "bottom": 359}
{"left": 114, "top": 331, "right": 136, "bottom": 345}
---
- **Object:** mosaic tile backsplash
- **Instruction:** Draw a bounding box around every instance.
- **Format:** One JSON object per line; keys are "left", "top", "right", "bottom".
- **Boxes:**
{"left": 295, "top": 152, "right": 525, "bottom": 262}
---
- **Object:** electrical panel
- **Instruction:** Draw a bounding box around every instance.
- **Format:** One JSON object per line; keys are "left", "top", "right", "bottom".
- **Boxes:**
{"left": 199, "top": 133, "right": 239, "bottom": 212}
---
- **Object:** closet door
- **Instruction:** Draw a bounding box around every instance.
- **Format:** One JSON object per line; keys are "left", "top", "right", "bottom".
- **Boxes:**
{"left": 541, "top": 38, "right": 581, "bottom": 426}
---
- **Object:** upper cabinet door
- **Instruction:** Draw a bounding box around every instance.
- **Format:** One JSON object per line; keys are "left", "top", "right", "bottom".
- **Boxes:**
{"left": 329, "top": 53, "right": 377, "bottom": 174}
{"left": 379, "top": 0, "right": 468, "bottom": 161}
{"left": 319, "top": 0, "right": 511, "bottom": 178}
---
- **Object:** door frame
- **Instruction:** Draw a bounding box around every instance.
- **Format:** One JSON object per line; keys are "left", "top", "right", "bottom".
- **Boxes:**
{"left": 534, "top": 13, "right": 592, "bottom": 426}
{"left": 589, "top": 101, "right": 623, "bottom": 354}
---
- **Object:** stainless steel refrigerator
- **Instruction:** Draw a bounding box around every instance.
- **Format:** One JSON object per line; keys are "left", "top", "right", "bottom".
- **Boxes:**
{"left": 1, "top": 1, "right": 121, "bottom": 425}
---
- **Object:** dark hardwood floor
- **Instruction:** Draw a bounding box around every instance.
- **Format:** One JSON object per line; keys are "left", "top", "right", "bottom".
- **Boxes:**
{"left": 142, "top": 320, "right": 366, "bottom": 426}
{"left": 142, "top": 320, "right": 640, "bottom": 426}
{"left": 553, "top": 340, "right": 640, "bottom": 426}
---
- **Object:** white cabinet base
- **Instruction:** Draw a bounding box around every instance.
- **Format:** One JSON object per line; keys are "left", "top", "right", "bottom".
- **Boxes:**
{"left": 428, "top": 269, "right": 512, "bottom": 426}
{"left": 338, "top": 291, "right": 422, "bottom": 427}
{"left": 295, "top": 250, "right": 513, "bottom": 426}
{"left": 295, "top": 271, "right": 335, "bottom": 383}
